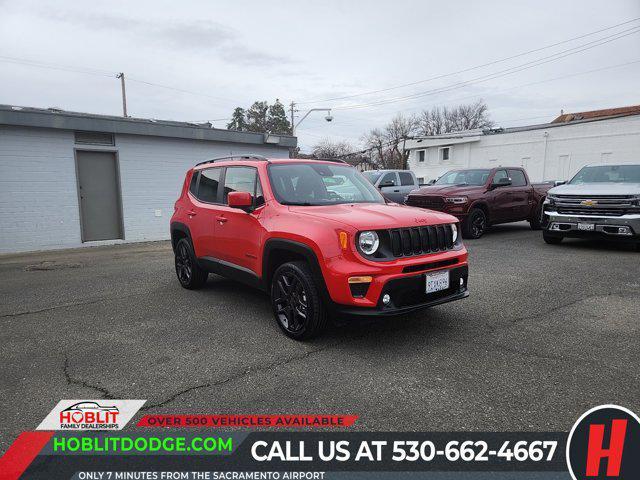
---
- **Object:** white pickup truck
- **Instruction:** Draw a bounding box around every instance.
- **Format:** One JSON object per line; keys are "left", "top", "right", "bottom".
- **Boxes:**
{"left": 542, "top": 163, "right": 640, "bottom": 250}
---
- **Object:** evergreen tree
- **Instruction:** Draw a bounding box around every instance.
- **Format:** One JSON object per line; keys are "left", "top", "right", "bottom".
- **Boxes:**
{"left": 226, "top": 107, "right": 248, "bottom": 131}
{"left": 245, "top": 101, "right": 269, "bottom": 133}
{"left": 266, "top": 99, "right": 292, "bottom": 134}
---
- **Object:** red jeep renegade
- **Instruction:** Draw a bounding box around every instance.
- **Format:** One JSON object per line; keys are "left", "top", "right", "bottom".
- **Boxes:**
{"left": 170, "top": 155, "right": 469, "bottom": 339}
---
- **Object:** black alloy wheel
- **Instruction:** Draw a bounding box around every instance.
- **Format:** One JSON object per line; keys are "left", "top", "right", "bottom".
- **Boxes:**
{"left": 174, "top": 238, "right": 208, "bottom": 289}
{"left": 175, "top": 241, "right": 192, "bottom": 285}
{"left": 463, "top": 208, "right": 487, "bottom": 239}
{"left": 270, "top": 261, "right": 328, "bottom": 340}
{"left": 273, "top": 270, "right": 308, "bottom": 334}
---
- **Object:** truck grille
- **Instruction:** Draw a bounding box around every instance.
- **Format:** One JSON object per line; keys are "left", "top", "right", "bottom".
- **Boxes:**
{"left": 406, "top": 195, "right": 445, "bottom": 210}
{"left": 389, "top": 225, "right": 454, "bottom": 257}
{"left": 554, "top": 195, "right": 637, "bottom": 217}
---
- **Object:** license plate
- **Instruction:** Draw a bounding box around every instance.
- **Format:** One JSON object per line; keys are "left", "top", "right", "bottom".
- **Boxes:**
{"left": 426, "top": 270, "right": 450, "bottom": 294}
{"left": 577, "top": 222, "right": 595, "bottom": 231}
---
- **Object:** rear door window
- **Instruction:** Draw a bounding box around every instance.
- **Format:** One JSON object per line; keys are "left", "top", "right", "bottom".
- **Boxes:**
{"left": 399, "top": 172, "right": 414, "bottom": 186}
{"left": 197, "top": 167, "right": 222, "bottom": 203}
{"left": 508, "top": 169, "right": 527, "bottom": 186}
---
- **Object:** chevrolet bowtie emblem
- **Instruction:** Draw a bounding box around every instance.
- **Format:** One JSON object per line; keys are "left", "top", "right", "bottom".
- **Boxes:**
{"left": 580, "top": 199, "right": 597, "bottom": 207}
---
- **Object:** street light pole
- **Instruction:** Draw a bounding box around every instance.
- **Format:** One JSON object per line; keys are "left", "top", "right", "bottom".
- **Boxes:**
{"left": 290, "top": 107, "right": 333, "bottom": 136}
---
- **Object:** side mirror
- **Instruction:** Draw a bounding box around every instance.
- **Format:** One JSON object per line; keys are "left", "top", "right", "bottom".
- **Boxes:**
{"left": 228, "top": 191, "right": 253, "bottom": 209}
{"left": 492, "top": 177, "right": 512, "bottom": 188}
{"left": 554, "top": 180, "right": 566, "bottom": 186}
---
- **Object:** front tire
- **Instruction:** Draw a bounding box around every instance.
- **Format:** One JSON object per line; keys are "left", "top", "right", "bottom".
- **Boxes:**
{"left": 543, "top": 231, "right": 563, "bottom": 245}
{"left": 271, "top": 261, "right": 327, "bottom": 340}
{"left": 462, "top": 208, "right": 488, "bottom": 239}
{"left": 174, "top": 238, "right": 208, "bottom": 289}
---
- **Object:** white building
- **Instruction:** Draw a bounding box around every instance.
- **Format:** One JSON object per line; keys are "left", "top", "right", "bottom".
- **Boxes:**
{"left": 405, "top": 105, "right": 640, "bottom": 184}
{"left": 0, "top": 105, "right": 295, "bottom": 254}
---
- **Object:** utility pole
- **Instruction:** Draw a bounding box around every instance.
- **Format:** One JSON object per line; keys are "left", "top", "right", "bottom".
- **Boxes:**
{"left": 116, "top": 73, "right": 128, "bottom": 117}
{"left": 289, "top": 101, "right": 296, "bottom": 135}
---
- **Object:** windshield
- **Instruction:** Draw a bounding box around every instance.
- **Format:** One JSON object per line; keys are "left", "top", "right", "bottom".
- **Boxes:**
{"left": 362, "top": 171, "right": 382, "bottom": 184}
{"left": 569, "top": 165, "right": 640, "bottom": 184}
{"left": 268, "top": 163, "right": 385, "bottom": 206}
{"left": 435, "top": 169, "right": 491, "bottom": 186}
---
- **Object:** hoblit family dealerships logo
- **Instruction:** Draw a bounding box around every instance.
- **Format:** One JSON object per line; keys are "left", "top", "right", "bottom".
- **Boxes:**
{"left": 36, "top": 399, "right": 146, "bottom": 430}
{"left": 566, "top": 404, "right": 640, "bottom": 479}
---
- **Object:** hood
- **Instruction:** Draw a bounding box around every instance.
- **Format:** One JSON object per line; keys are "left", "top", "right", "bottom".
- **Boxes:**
{"left": 409, "top": 184, "right": 485, "bottom": 196}
{"left": 288, "top": 203, "right": 458, "bottom": 230}
{"left": 549, "top": 183, "right": 640, "bottom": 196}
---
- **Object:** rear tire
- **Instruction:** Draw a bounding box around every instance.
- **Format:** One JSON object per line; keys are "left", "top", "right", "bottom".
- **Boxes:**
{"left": 462, "top": 208, "right": 488, "bottom": 239}
{"left": 174, "top": 238, "right": 208, "bottom": 289}
{"left": 271, "top": 261, "right": 327, "bottom": 340}
{"left": 543, "top": 231, "right": 563, "bottom": 245}
{"left": 529, "top": 203, "right": 543, "bottom": 230}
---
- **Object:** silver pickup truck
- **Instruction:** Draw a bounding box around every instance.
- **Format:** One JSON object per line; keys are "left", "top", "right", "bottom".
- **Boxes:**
{"left": 542, "top": 163, "right": 640, "bottom": 249}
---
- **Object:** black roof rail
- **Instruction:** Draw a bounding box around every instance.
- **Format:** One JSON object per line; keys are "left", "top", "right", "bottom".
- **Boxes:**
{"left": 299, "top": 157, "right": 348, "bottom": 164}
{"left": 195, "top": 154, "right": 269, "bottom": 167}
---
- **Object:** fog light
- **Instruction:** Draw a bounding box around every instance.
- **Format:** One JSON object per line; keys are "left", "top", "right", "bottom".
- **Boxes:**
{"left": 460, "top": 278, "right": 464, "bottom": 287}
{"left": 550, "top": 223, "right": 560, "bottom": 231}
{"left": 618, "top": 226, "right": 632, "bottom": 235}
{"left": 382, "top": 294, "right": 391, "bottom": 305}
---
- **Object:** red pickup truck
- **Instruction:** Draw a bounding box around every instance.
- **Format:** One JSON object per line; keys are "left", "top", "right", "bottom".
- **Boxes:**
{"left": 406, "top": 167, "right": 553, "bottom": 238}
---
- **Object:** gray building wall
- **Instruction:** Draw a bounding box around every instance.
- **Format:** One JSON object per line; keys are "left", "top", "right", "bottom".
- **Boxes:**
{"left": 0, "top": 125, "right": 290, "bottom": 253}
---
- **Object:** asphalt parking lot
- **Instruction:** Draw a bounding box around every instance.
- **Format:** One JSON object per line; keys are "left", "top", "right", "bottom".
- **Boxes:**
{"left": 1, "top": 222, "right": 639, "bottom": 453}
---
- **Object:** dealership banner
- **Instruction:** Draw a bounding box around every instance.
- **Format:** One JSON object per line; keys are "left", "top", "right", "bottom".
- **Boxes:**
{"left": 1, "top": 404, "right": 638, "bottom": 479}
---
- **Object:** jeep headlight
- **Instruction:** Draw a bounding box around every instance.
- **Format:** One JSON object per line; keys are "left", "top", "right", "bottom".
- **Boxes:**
{"left": 451, "top": 224, "right": 458, "bottom": 243}
{"left": 444, "top": 196, "right": 468, "bottom": 204}
{"left": 358, "top": 231, "right": 379, "bottom": 255}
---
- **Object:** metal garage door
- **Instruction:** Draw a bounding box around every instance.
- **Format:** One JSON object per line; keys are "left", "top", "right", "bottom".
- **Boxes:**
{"left": 76, "top": 151, "right": 123, "bottom": 242}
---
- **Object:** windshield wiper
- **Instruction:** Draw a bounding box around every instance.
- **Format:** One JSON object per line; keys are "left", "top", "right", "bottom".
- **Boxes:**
{"left": 282, "top": 201, "right": 315, "bottom": 206}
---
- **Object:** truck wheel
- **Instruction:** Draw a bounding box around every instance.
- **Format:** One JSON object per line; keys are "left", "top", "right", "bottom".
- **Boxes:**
{"left": 462, "top": 208, "right": 487, "bottom": 239}
{"left": 271, "top": 261, "right": 327, "bottom": 340}
{"left": 529, "top": 204, "right": 543, "bottom": 230}
{"left": 543, "top": 231, "right": 563, "bottom": 245}
{"left": 174, "top": 238, "right": 208, "bottom": 289}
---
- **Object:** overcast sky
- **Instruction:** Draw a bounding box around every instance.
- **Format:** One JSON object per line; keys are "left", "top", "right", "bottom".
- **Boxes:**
{"left": 1, "top": 0, "right": 639, "bottom": 152}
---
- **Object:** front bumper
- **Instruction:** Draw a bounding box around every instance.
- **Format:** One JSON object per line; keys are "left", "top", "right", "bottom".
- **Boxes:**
{"left": 332, "top": 265, "right": 469, "bottom": 317}
{"left": 543, "top": 209, "right": 640, "bottom": 240}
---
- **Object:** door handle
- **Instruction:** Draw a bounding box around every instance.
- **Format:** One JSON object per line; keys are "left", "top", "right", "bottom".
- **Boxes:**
{"left": 393, "top": 189, "right": 400, "bottom": 192}
{"left": 188, "top": 210, "right": 197, "bottom": 217}
{"left": 216, "top": 216, "right": 228, "bottom": 223}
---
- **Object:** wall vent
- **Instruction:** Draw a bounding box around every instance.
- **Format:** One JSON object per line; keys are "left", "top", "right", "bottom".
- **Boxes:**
{"left": 74, "top": 131, "right": 115, "bottom": 146}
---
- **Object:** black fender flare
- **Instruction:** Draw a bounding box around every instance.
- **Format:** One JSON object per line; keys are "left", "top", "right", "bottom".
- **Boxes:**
{"left": 262, "top": 239, "right": 330, "bottom": 302}
{"left": 170, "top": 222, "right": 192, "bottom": 252}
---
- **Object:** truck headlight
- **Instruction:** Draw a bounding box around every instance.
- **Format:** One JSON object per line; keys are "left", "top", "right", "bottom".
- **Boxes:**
{"left": 358, "top": 231, "right": 379, "bottom": 255}
{"left": 451, "top": 224, "right": 458, "bottom": 243}
{"left": 444, "top": 196, "right": 468, "bottom": 204}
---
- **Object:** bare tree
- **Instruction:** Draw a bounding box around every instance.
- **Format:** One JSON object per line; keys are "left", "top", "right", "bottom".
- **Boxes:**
{"left": 312, "top": 138, "right": 354, "bottom": 159}
{"left": 418, "top": 100, "right": 493, "bottom": 136}
{"left": 363, "top": 114, "right": 419, "bottom": 169}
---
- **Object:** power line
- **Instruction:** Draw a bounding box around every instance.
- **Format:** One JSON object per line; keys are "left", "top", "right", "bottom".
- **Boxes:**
{"left": 331, "top": 26, "right": 640, "bottom": 111}
{"left": 297, "top": 17, "right": 640, "bottom": 106}
{"left": 0, "top": 54, "right": 240, "bottom": 106}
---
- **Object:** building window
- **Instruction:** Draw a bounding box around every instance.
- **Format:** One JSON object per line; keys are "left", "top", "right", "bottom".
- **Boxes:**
{"left": 439, "top": 147, "right": 451, "bottom": 162}
{"left": 418, "top": 150, "right": 425, "bottom": 162}
{"left": 74, "top": 131, "right": 115, "bottom": 146}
